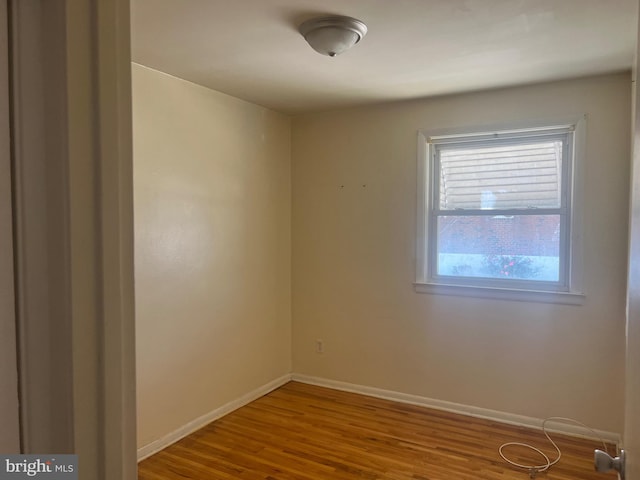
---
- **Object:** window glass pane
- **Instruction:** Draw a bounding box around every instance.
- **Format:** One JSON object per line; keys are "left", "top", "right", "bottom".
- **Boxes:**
{"left": 436, "top": 215, "right": 560, "bottom": 282}
{"left": 438, "top": 141, "right": 563, "bottom": 210}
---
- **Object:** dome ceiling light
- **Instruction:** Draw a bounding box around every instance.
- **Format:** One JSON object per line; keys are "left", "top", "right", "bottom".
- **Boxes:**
{"left": 299, "top": 15, "right": 368, "bottom": 57}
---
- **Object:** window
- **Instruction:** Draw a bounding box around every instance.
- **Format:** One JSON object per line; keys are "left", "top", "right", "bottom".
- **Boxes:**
{"left": 416, "top": 121, "right": 585, "bottom": 303}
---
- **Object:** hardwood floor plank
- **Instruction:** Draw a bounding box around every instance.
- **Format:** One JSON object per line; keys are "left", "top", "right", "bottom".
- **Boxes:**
{"left": 138, "top": 381, "right": 618, "bottom": 480}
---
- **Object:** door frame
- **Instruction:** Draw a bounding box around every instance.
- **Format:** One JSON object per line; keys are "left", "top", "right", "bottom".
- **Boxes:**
{"left": 9, "top": 0, "right": 136, "bottom": 477}
{"left": 0, "top": 0, "right": 20, "bottom": 453}
{"left": 625, "top": 8, "right": 640, "bottom": 479}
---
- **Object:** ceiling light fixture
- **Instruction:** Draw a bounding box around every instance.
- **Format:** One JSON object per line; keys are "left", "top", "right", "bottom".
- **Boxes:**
{"left": 299, "top": 15, "right": 367, "bottom": 57}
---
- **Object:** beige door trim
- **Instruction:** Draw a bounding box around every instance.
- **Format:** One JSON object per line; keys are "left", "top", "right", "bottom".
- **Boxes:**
{"left": 0, "top": 0, "right": 20, "bottom": 453}
{"left": 10, "top": 0, "right": 136, "bottom": 477}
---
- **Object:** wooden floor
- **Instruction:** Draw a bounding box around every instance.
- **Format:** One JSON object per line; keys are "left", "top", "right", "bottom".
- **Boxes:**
{"left": 138, "top": 381, "right": 617, "bottom": 480}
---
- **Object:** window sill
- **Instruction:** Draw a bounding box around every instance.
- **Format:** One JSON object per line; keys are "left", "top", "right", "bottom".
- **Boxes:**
{"left": 413, "top": 282, "right": 585, "bottom": 305}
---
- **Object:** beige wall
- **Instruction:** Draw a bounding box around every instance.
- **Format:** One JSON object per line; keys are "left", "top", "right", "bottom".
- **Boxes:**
{"left": 291, "top": 73, "right": 631, "bottom": 433}
{"left": 133, "top": 64, "right": 292, "bottom": 448}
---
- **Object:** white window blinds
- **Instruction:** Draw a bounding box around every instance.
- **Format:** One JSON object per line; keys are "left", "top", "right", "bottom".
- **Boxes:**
{"left": 436, "top": 140, "right": 564, "bottom": 210}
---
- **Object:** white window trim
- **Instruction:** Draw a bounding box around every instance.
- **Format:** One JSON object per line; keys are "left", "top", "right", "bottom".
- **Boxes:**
{"left": 415, "top": 116, "right": 587, "bottom": 304}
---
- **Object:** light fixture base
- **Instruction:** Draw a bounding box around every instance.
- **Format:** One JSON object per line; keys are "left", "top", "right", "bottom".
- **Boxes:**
{"left": 299, "top": 15, "right": 367, "bottom": 57}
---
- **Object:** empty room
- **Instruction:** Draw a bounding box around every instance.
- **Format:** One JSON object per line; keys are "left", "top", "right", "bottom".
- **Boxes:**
{"left": 131, "top": 1, "right": 640, "bottom": 479}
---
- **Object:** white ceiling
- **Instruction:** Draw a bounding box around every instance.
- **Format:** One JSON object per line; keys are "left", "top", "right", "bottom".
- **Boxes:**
{"left": 131, "top": 0, "right": 638, "bottom": 114}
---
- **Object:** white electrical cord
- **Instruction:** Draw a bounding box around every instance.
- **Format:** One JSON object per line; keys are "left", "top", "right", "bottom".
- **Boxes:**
{"left": 498, "top": 416, "right": 610, "bottom": 478}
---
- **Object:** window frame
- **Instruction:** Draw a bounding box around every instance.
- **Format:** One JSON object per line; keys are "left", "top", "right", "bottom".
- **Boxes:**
{"left": 415, "top": 118, "right": 586, "bottom": 305}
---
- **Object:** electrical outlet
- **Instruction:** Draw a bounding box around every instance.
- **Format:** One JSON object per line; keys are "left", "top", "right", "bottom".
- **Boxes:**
{"left": 316, "top": 339, "right": 324, "bottom": 353}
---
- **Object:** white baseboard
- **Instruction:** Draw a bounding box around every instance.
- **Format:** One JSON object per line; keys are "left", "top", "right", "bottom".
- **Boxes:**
{"left": 138, "top": 372, "right": 621, "bottom": 462}
{"left": 291, "top": 374, "right": 621, "bottom": 445}
{"left": 137, "top": 373, "right": 293, "bottom": 461}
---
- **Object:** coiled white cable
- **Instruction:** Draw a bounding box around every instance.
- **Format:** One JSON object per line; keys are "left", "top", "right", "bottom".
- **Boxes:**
{"left": 498, "top": 416, "right": 610, "bottom": 478}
